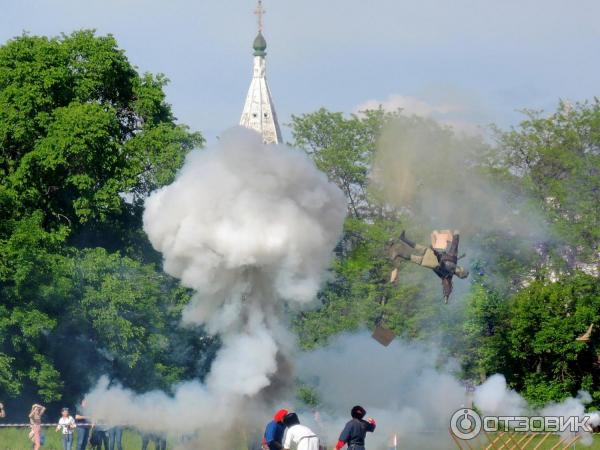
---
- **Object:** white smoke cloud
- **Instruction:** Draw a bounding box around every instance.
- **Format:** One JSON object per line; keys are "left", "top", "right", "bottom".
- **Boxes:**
{"left": 297, "top": 332, "right": 467, "bottom": 449}
{"left": 84, "top": 127, "right": 346, "bottom": 446}
{"left": 355, "top": 94, "right": 483, "bottom": 136}
{"left": 473, "top": 374, "right": 528, "bottom": 417}
{"left": 298, "top": 333, "right": 599, "bottom": 449}
{"left": 81, "top": 125, "right": 597, "bottom": 449}
{"left": 356, "top": 94, "right": 460, "bottom": 118}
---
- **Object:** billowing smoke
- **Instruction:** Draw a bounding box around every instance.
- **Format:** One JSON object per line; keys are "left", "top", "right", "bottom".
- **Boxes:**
{"left": 473, "top": 374, "right": 600, "bottom": 446}
{"left": 372, "top": 118, "right": 542, "bottom": 237}
{"left": 84, "top": 127, "right": 346, "bottom": 446}
{"left": 297, "top": 332, "right": 466, "bottom": 449}
{"left": 372, "top": 116, "right": 549, "bottom": 288}
{"left": 298, "top": 333, "right": 599, "bottom": 449}
{"left": 473, "top": 374, "right": 527, "bottom": 416}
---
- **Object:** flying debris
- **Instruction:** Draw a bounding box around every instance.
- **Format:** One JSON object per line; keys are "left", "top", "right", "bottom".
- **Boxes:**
{"left": 388, "top": 230, "right": 469, "bottom": 303}
{"left": 372, "top": 325, "right": 396, "bottom": 347}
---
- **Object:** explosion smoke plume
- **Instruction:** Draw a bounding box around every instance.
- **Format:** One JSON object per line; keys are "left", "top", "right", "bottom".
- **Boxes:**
{"left": 299, "top": 333, "right": 600, "bottom": 449}
{"left": 84, "top": 128, "right": 346, "bottom": 445}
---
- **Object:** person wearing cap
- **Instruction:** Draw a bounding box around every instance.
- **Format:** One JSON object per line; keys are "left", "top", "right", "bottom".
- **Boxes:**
{"left": 56, "top": 407, "right": 77, "bottom": 450}
{"left": 263, "top": 408, "right": 288, "bottom": 450}
{"left": 334, "top": 405, "right": 376, "bottom": 450}
{"left": 282, "top": 412, "right": 320, "bottom": 450}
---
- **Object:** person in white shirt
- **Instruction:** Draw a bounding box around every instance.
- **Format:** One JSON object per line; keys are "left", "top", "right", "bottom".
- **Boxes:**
{"left": 282, "top": 412, "right": 320, "bottom": 450}
{"left": 56, "top": 407, "right": 77, "bottom": 450}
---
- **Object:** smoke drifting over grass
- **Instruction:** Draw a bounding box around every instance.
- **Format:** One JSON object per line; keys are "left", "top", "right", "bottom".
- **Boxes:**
{"left": 85, "top": 128, "right": 346, "bottom": 446}
{"left": 297, "top": 332, "right": 465, "bottom": 449}
{"left": 83, "top": 123, "right": 594, "bottom": 449}
{"left": 298, "top": 333, "right": 599, "bottom": 449}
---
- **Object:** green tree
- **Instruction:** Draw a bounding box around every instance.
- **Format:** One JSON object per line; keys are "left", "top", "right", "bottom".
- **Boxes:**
{"left": 460, "top": 282, "right": 512, "bottom": 382}
{"left": 505, "top": 272, "right": 600, "bottom": 407}
{"left": 494, "top": 100, "right": 600, "bottom": 261}
{"left": 0, "top": 30, "right": 206, "bottom": 403}
{"left": 291, "top": 110, "right": 457, "bottom": 348}
{"left": 290, "top": 108, "right": 398, "bottom": 219}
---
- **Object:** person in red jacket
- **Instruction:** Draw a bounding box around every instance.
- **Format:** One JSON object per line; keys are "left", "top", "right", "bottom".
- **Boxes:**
{"left": 335, "top": 406, "right": 376, "bottom": 450}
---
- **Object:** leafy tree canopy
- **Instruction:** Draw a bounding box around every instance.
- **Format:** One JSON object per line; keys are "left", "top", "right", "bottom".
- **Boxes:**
{"left": 0, "top": 31, "right": 209, "bottom": 405}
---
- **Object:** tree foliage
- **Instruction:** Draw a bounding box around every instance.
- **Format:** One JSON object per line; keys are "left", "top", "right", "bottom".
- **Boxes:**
{"left": 494, "top": 101, "right": 600, "bottom": 259}
{"left": 291, "top": 110, "right": 467, "bottom": 348}
{"left": 0, "top": 31, "right": 208, "bottom": 404}
{"left": 292, "top": 102, "right": 600, "bottom": 410}
{"left": 1, "top": 28, "right": 599, "bottom": 415}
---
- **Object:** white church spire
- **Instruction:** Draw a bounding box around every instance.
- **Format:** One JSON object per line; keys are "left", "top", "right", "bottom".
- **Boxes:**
{"left": 240, "top": 0, "right": 283, "bottom": 144}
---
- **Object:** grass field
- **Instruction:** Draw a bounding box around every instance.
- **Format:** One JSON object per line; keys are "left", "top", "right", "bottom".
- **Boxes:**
{"left": 2, "top": 429, "right": 600, "bottom": 450}
{"left": 0, "top": 428, "right": 157, "bottom": 450}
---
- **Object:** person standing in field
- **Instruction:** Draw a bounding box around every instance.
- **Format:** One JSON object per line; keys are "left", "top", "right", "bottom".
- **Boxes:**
{"left": 334, "top": 406, "right": 376, "bottom": 450}
{"left": 282, "top": 413, "right": 320, "bottom": 450}
{"left": 108, "top": 425, "right": 123, "bottom": 450}
{"left": 75, "top": 399, "right": 91, "bottom": 450}
{"left": 141, "top": 432, "right": 167, "bottom": 450}
{"left": 90, "top": 420, "right": 109, "bottom": 450}
{"left": 56, "top": 408, "right": 77, "bottom": 450}
{"left": 263, "top": 408, "right": 288, "bottom": 450}
{"left": 29, "top": 403, "right": 46, "bottom": 450}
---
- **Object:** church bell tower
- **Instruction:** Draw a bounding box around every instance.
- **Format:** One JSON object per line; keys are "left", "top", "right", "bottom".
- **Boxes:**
{"left": 239, "top": 0, "right": 283, "bottom": 144}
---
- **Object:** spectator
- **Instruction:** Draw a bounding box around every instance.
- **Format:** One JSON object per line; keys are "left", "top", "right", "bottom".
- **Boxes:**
{"left": 108, "top": 425, "right": 123, "bottom": 450}
{"left": 0, "top": 402, "right": 5, "bottom": 418}
{"left": 141, "top": 432, "right": 167, "bottom": 450}
{"left": 90, "top": 421, "right": 109, "bottom": 450}
{"left": 56, "top": 408, "right": 77, "bottom": 450}
{"left": 75, "top": 400, "right": 91, "bottom": 450}
{"left": 29, "top": 403, "right": 46, "bottom": 450}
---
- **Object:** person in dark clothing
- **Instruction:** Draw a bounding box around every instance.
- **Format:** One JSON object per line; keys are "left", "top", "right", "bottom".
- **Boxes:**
{"left": 263, "top": 408, "right": 288, "bottom": 450}
{"left": 90, "top": 422, "right": 109, "bottom": 450}
{"left": 335, "top": 406, "right": 376, "bottom": 450}
{"left": 388, "top": 230, "right": 469, "bottom": 303}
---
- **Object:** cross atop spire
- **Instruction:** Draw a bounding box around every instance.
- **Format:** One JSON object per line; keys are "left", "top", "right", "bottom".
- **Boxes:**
{"left": 254, "top": 0, "right": 266, "bottom": 32}
{"left": 240, "top": 0, "right": 282, "bottom": 144}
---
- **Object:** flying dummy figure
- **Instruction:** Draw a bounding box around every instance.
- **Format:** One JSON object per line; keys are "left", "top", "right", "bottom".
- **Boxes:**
{"left": 387, "top": 230, "right": 469, "bottom": 303}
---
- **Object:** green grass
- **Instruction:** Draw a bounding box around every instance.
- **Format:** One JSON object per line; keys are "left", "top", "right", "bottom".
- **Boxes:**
{"left": 3, "top": 429, "right": 600, "bottom": 450}
{"left": 0, "top": 428, "right": 152, "bottom": 450}
{"left": 0, "top": 427, "right": 259, "bottom": 450}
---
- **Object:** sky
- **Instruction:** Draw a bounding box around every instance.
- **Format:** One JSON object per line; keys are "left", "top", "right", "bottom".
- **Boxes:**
{"left": 1, "top": 0, "right": 599, "bottom": 142}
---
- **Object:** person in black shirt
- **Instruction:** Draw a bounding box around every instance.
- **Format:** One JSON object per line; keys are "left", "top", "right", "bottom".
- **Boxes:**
{"left": 334, "top": 406, "right": 376, "bottom": 450}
